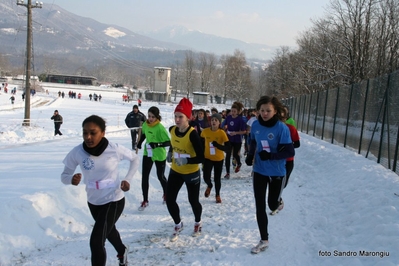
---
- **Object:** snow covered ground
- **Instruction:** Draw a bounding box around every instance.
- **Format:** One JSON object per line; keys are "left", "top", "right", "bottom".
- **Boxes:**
{"left": 0, "top": 84, "right": 398, "bottom": 266}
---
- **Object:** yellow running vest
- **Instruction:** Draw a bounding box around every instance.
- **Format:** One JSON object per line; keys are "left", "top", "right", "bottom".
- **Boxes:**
{"left": 170, "top": 126, "right": 200, "bottom": 174}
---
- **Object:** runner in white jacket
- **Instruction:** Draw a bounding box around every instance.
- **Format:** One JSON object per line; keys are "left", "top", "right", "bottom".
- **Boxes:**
{"left": 61, "top": 114, "right": 140, "bottom": 266}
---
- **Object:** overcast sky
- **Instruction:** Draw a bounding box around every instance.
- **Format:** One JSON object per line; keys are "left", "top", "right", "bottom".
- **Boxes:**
{"left": 52, "top": 0, "right": 331, "bottom": 47}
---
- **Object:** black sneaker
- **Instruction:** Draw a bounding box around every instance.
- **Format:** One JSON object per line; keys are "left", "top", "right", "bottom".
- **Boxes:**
{"left": 270, "top": 199, "right": 284, "bottom": 215}
{"left": 234, "top": 163, "right": 242, "bottom": 173}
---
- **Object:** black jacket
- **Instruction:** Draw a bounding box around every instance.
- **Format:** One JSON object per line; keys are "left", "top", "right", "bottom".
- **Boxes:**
{"left": 125, "top": 111, "right": 146, "bottom": 129}
{"left": 51, "top": 114, "right": 63, "bottom": 124}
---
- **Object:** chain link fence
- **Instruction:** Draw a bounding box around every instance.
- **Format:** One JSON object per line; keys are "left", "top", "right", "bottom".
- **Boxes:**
{"left": 283, "top": 69, "right": 399, "bottom": 175}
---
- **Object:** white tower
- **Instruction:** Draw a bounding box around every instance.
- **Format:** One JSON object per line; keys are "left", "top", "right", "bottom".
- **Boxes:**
{"left": 154, "top": 67, "right": 171, "bottom": 93}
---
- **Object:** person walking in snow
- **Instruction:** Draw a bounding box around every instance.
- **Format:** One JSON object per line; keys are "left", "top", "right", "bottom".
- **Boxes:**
{"left": 200, "top": 112, "right": 230, "bottom": 203}
{"left": 245, "top": 96, "right": 295, "bottom": 254}
{"left": 194, "top": 108, "right": 210, "bottom": 130}
{"left": 50, "top": 110, "right": 63, "bottom": 136}
{"left": 284, "top": 105, "right": 297, "bottom": 129}
{"left": 281, "top": 106, "right": 300, "bottom": 189}
{"left": 136, "top": 106, "right": 170, "bottom": 211}
{"left": 9, "top": 95, "right": 15, "bottom": 105}
{"left": 60, "top": 115, "right": 140, "bottom": 266}
{"left": 222, "top": 101, "right": 247, "bottom": 178}
{"left": 166, "top": 98, "right": 204, "bottom": 242}
{"left": 124, "top": 104, "right": 146, "bottom": 150}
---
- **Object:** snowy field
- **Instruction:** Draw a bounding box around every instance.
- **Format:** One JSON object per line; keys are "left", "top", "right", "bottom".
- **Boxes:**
{"left": 0, "top": 84, "right": 398, "bottom": 266}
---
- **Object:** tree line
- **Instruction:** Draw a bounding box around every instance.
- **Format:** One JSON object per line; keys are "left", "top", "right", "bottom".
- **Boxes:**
{"left": 168, "top": 0, "right": 399, "bottom": 104}
{"left": 263, "top": 0, "right": 399, "bottom": 97}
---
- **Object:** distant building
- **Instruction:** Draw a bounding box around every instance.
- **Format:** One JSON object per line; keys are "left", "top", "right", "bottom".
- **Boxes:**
{"left": 45, "top": 74, "right": 97, "bottom": 85}
{"left": 12, "top": 75, "right": 39, "bottom": 81}
{"left": 193, "top": 92, "right": 210, "bottom": 105}
{"left": 145, "top": 67, "right": 171, "bottom": 102}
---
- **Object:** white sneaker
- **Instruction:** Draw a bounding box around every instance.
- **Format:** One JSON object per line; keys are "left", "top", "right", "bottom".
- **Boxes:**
{"left": 117, "top": 245, "right": 129, "bottom": 266}
{"left": 270, "top": 199, "right": 284, "bottom": 215}
{"left": 251, "top": 240, "right": 269, "bottom": 254}
{"left": 170, "top": 222, "right": 183, "bottom": 242}
{"left": 192, "top": 221, "right": 202, "bottom": 237}
{"left": 138, "top": 201, "right": 148, "bottom": 211}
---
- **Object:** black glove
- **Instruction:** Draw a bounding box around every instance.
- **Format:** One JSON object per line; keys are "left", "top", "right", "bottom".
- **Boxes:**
{"left": 149, "top": 142, "right": 158, "bottom": 149}
{"left": 245, "top": 154, "right": 254, "bottom": 166}
{"left": 166, "top": 151, "right": 172, "bottom": 163}
{"left": 212, "top": 141, "right": 221, "bottom": 149}
{"left": 136, "top": 143, "right": 142, "bottom": 149}
{"left": 259, "top": 150, "right": 271, "bottom": 160}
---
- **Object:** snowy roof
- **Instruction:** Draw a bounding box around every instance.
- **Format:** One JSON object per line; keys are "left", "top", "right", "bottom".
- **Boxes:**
{"left": 193, "top": 91, "right": 210, "bottom": 95}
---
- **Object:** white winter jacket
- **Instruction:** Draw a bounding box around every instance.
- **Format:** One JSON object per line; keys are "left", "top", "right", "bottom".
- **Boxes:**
{"left": 61, "top": 142, "right": 139, "bottom": 205}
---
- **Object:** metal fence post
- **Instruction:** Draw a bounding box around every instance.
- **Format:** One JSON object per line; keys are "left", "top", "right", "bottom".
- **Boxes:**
{"left": 366, "top": 86, "right": 387, "bottom": 159}
{"left": 393, "top": 122, "right": 399, "bottom": 172}
{"left": 292, "top": 97, "right": 298, "bottom": 126}
{"left": 358, "top": 79, "right": 370, "bottom": 154}
{"left": 332, "top": 87, "right": 340, "bottom": 144}
{"left": 344, "top": 84, "right": 354, "bottom": 148}
{"left": 313, "top": 91, "right": 320, "bottom": 137}
{"left": 377, "top": 74, "right": 391, "bottom": 166}
{"left": 306, "top": 93, "right": 313, "bottom": 134}
{"left": 322, "top": 89, "right": 328, "bottom": 140}
{"left": 301, "top": 95, "right": 307, "bottom": 132}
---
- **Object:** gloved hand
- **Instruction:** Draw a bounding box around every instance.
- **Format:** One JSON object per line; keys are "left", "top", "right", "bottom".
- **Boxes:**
{"left": 166, "top": 151, "right": 173, "bottom": 162}
{"left": 245, "top": 154, "right": 254, "bottom": 166}
{"left": 149, "top": 142, "right": 158, "bottom": 149}
{"left": 136, "top": 143, "right": 142, "bottom": 149}
{"left": 175, "top": 157, "right": 188, "bottom": 166}
{"left": 212, "top": 141, "right": 221, "bottom": 149}
{"left": 259, "top": 150, "right": 271, "bottom": 160}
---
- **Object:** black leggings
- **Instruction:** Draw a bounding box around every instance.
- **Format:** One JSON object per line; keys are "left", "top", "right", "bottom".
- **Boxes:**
{"left": 130, "top": 129, "right": 138, "bottom": 149}
{"left": 88, "top": 198, "right": 126, "bottom": 266}
{"left": 141, "top": 156, "right": 168, "bottom": 201}
{"left": 253, "top": 172, "right": 285, "bottom": 240}
{"left": 54, "top": 123, "right": 62, "bottom": 136}
{"left": 285, "top": 160, "right": 294, "bottom": 188}
{"left": 203, "top": 159, "right": 224, "bottom": 196}
{"left": 225, "top": 142, "right": 242, "bottom": 174}
{"left": 166, "top": 169, "right": 202, "bottom": 224}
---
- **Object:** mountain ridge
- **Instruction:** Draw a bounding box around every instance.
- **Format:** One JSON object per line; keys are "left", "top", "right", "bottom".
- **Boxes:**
{"left": 0, "top": 1, "right": 272, "bottom": 75}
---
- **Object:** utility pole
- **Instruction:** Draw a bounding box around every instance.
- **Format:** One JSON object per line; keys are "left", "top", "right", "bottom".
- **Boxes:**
{"left": 16, "top": 0, "right": 43, "bottom": 126}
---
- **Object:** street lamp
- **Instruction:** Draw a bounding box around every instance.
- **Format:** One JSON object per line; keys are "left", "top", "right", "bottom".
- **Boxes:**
{"left": 16, "top": 0, "right": 43, "bottom": 126}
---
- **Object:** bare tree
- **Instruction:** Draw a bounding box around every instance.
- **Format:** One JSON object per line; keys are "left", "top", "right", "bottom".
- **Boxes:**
{"left": 264, "top": 0, "right": 398, "bottom": 98}
{"left": 374, "top": 0, "right": 399, "bottom": 75}
{"left": 223, "top": 50, "right": 253, "bottom": 103}
{"left": 184, "top": 50, "right": 196, "bottom": 98}
{"left": 0, "top": 53, "right": 10, "bottom": 76}
{"left": 198, "top": 52, "right": 217, "bottom": 92}
{"left": 75, "top": 66, "right": 89, "bottom": 76}
{"left": 41, "top": 56, "right": 59, "bottom": 75}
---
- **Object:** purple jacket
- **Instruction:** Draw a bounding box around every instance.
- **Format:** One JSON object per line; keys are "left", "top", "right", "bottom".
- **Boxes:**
{"left": 224, "top": 115, "right": 246, "bottom": 143}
